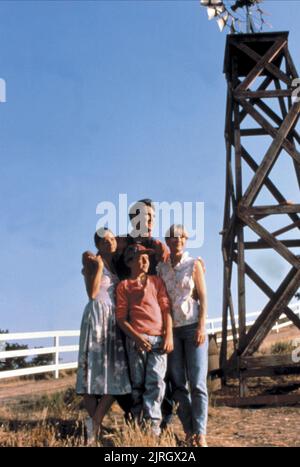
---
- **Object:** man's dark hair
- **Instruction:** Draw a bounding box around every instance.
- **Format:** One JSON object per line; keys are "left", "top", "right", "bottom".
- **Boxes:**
{"left": 129, "top": 198, "right": 155, "bottom": 221}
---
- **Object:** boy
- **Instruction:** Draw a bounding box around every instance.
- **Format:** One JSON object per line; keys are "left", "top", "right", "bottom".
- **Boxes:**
{"left": 116, "top": 244, "right": 173, "bottom": 436}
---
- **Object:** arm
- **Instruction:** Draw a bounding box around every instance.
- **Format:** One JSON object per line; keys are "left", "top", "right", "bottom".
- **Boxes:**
{"left": 153, "top": 240, "right": 170, "bottom": 264}
{"left": 193, "top": 259, "right": 208, "bottom": 346}
{"left": 156, "top": 277, "right": 173, "bottom": 354}
{"left": 82, "top": 251, "right": 104, "bottom": 300}
{"left": 117, "top": 319, "right": 153, "bottom": 353}
{"left": 192, "top": 257, "right": 206, "bottom": 301}
{"left": 116, "top": 282, "right": 152, "bottom": 352}
{"left": 162, "top": 311, "right": 173, "bottom": 354}
{"left": 197, "top": 257, "right": 206, "bottom": 274}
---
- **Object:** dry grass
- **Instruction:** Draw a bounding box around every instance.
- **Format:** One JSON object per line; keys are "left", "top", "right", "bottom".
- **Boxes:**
{"left": 1, "top": 329, "right": 299, "bottom": 447}
{"left": 0, "top": 389, "right": 181, "bottom": 447}
{"left": 0, "top": 384, "right": 299, "bottom": 447}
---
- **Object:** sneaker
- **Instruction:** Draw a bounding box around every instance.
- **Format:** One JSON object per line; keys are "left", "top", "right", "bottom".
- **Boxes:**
{"left": 142, "top": 419, "right": 161, "bottom": 437}
{"left": 151, "top": 423, "right": 161, "bottom": 437}
{"left": 192, "top": 434, "right": 208, "bottom": 447}
{"left": 160, "top": 414, "right": 173, "bottom": 432}
{"left": 184, "top": 432, "right": 193, "bottom": 447}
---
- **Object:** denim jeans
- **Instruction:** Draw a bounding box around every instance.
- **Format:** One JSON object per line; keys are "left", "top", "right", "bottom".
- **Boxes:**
{"left": 168, "top": 323, "right": 208, "bottom": 435}
{"left": 126, "top": 335, "right": 167, "bottom": 434}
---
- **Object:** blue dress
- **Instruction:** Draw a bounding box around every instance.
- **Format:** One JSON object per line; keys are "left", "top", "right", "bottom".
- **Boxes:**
{"left": 76, "top": 266, "right": 131, "bottom": 395}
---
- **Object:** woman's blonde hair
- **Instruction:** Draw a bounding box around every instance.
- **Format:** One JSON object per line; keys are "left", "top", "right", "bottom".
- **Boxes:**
{"left": 165, "top": 224, "right": 189, "bottom": 240}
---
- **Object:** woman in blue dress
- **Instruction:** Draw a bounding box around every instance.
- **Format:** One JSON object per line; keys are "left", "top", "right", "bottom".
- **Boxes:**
{"left": 76, "top": 228, "right": 131, "bottom": 441}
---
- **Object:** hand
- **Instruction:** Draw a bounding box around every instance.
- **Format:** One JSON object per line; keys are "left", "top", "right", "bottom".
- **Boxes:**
{"left": 194, "top": 327, "right": 206, "bottom": 347}
{"left": 82, "top": 250, "right": 94, "bottom": 266}
{"left": 161, "top": 334, "right": 174, "bottom": 354}
{"left": 82, "top": 251, "right": 103, "bottom": 273}
{"left": 134, "top": 335, "right": 152, "bottom": 353}
{"left": 153, "top": 241, "right": 163, "bottom": 263}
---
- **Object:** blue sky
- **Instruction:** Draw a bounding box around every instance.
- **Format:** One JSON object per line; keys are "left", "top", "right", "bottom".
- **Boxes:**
{"left": 0, "top": 0, "right": 299, "bottom": 333}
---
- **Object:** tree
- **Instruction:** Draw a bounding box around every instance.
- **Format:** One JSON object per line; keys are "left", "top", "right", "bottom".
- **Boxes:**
{"left": 0, "top": 329, "right": 29, "bottom": 371}
{"left": 30, "top": 350, "right": 54, "bottom": 367}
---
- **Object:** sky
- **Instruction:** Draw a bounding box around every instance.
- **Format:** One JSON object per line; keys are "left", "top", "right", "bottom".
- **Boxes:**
{"left": 0, "top": 0, "right": 299, "bottom": 335}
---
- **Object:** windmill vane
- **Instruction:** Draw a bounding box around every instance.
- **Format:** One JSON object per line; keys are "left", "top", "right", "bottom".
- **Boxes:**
{"left": 200, "top": 0, "right": 268, "bottom": 34}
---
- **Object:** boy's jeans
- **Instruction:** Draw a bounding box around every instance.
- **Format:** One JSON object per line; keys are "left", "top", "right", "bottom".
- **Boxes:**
{"left": 168, "top": 323, "right": 208, "bottom": 435}
{"left": 126, "top": 335, "right": 167, "bottom": 434}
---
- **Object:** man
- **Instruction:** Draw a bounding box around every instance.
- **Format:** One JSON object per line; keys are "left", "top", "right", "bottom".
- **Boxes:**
{"left": 115, "top": 198, "right": 205, "bottom": 429}
{"left": 114, "top": 199, "right": 173, "bottom": 427}
{"left": 115, "top": 198, "right": 169, "bottom": 280}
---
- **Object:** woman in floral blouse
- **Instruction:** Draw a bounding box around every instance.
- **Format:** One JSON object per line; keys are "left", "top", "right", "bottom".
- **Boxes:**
{"left": 157, "top": 224, "right": 208, "bottom": 447}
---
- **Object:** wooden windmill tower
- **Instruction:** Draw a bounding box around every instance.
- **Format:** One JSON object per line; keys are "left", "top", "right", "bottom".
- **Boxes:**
{"left": 220, "top": 31, "right": 300, "bottom": 400}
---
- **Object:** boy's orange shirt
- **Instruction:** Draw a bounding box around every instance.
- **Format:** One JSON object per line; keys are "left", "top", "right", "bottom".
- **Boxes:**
{"left": 116, "top": 275, "right": 171, "bottom": 336}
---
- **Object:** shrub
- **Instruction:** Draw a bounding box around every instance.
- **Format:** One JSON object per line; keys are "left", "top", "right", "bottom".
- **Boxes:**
{"left": 270, "top": 340, "right": 294, "bottom": 355}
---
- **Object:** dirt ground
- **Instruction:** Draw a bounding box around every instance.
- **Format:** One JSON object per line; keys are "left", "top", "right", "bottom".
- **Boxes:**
{"left": 0, "top": 374, "right": 76, "bottom": 404}
{"left": 0, "top": 373, "right": 299, "bottom": 447}
{"left": 0, "top": 327, "right": 299, "bottom": 447}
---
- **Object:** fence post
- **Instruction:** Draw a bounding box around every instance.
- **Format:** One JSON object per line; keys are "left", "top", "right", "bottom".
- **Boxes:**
{"left": 54, "top": 335, "right": 59, "bottom": 379}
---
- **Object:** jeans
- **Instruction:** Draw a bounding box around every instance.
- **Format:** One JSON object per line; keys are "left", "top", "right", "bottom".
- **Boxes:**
{"left": 168, "top": 323, "right": 208, "bottom": 435}
{"left": 126, "top": 335, "right": 167, "bottom": 434}
{"left": 160, "top": 372, "right": 174, "bottom": 429}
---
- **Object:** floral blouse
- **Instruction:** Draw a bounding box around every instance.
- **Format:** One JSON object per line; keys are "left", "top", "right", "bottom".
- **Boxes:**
{"left": 157, "top": 251, "right": 200, "bottom": 328}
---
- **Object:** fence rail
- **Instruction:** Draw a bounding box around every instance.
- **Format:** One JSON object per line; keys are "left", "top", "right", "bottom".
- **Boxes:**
{"left": 0, "top": 331, "right": 80, "bottom": 380}
{"left": 0, "top": 302, "right": 299, "bottom": 380}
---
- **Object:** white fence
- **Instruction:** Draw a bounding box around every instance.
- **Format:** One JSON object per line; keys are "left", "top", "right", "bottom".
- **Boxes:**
{"left": 0, "top": 331, "right": 80, "bottom": 380}
{"left": 0, "top": 302, "right": 299, "bottom": 380}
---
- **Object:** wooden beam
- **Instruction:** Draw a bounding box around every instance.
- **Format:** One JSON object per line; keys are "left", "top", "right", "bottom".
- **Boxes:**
{"left": 220, "top": 263, "right": 229, "bottom": 377}
{"left": 232, "top": 253, "right": 300, "bottom": 331}
{"left": 223, "top": 246, "right": 239, "bottom": 346}
{"left": 234, "top": 96, "right": 247, "bottom": 342}
{"left": 234, "top": 39, "right": 289, "bottom": 92}
{"left": 238, "top": 210, "right": 300, "bottom": 269}
{"left": 240, "top": 354, "right": 299, "bottom": 369}
{"left": 274, "top": 78, "right": 288, "bottom": 119}
{"left": 213, "top": 394, "right": 300, "bottom": 407}
{"left": 239, "top": 75, "right": 272, "bottom": 123}
{"left": 240, "top": 128, "right": 279, "bottom": 137}
{"left": 284, "top": 45, "right": 299, "bottom": 79}
{"left": 241, "top": 100, "right": 300, "bottom": 207}
{"left": 232, "top": 251, "right": 274, "bottom": 296}
{"left": 237, "top": 98, "right": 300, "bottom": 166}
{"left": 220, "top": 136, "right": 236, "bottom": 377}
{"left": 235, "top": 89, "right": 292, "bottom": 99}
{"left": 238, "top": 267, "right": 300, "bottom": 356}
{"left": 241, "top": 146, "right": 300, "bottom": 227}
{"left": 224, "top": 87, "right": 233, "bottom": 138}
{"left": 256, "top": 99, "right": 300, "bottom": 146}
{"left": 284, "top": 306, "right": 300, "bottom": 330}
{"left": 271, "top": 220, "right": 300, "bottom": 237}
{"left": 224, "top": 365, "right": 300, "bottom": 379}
{"left": 246, "top": 204, "right": 300, "bottom": 216}
{"left": 240, "top": 240, "right": 300, "bottom": 250}
{"left": 228, "top": 33, "right": 289, "bottom": 45}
